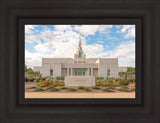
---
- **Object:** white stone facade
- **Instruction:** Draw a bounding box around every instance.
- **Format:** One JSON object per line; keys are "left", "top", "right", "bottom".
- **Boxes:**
{"left": 33, "top": 35, "right": 119, "bottom": 78}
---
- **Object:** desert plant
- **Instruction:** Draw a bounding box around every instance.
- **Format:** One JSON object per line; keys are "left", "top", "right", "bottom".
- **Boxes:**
{"left": 78, "top": 86, "right": 85, "bottom": 90}
{"left": 60, "top": 87, "right": 68, "bottom": 90}
{"left": 29, "top": 78, "right": 34, "bottom": 82}
{"left": 35, "top": 78, "right": 40, "bottom": 82}
{"left": 119, "top": 86, "right": 127, "bottom": 92}
{"left": 68, "top": 88, "right": 77, "bottom": 91}
{"left": 28, "top": 86, "right": 36, "bottom": 89}
{"left": 42, "top": 80, "right": 52, "bottom": 86}
{"left": 25, "top": 77, "right": 29, "bottom": 82}
{"left": 119, "top": 79, "right": 129, "bottom": 86}
{"left": 57, "top": 82, "right": 65, "bottom": 86}
{"left": 38, "top": 84, "right": 46, "bottom": 87}
{"left": 49, "top": 87, "right": 59, "bottom": 92}
{"left": 124, "top": 72, "right": 127, "bottom": 80}
{"left": 95, "top": 82, "right": 102, "bottom": 86}
{"left": 101, "top": 83, "right": 108, "bottom": 87}
{"left": 102, "top": 88, "right": 113, "bottom": 92}
{"left": 108, "top": 87, "right": 115, "bottom": 89}
{"left": 92, "top": 86, "right": 100, "bottom": 90}
{"left": 35, "top": 88, "right": 45, "bottom": 91}
{"left": 41, "top": 77, "right": 46, "bottom": 81}
{"left": 130, "top": 88, "right": 135, "bottom": 91}
{"left": 83, "top": 88, "right": 91, "bottom": 92}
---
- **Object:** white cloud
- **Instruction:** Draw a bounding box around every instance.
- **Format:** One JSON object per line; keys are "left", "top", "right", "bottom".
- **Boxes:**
{"left": 74, "top": 25, "right": 112, "bottom": 36}
{"left": 25, "top": 25, "right": 37, "bottom": 34}
{"left": 54, "top": 25, "right": 72, "bottom": 31}
{"left": 121, "top": 25, "right": 135, "bottom": 38}
{"left": 25, "top": 35, "right": 41, "bottom": 44}
{"left": 107, "top": 41, "right": 135, "bottom": 67}
{"left": 115, "top": 25, "right": 121, "bottom": 28}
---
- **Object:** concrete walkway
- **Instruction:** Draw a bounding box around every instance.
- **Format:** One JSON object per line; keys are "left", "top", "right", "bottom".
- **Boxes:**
{"left": 25, "top": 92, "right": 135, "bottom": 98}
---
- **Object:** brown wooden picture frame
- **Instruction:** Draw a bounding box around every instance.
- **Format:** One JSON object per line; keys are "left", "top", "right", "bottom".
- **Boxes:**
{"left": 0, "top": 0, "right": 160, "bottom": 122}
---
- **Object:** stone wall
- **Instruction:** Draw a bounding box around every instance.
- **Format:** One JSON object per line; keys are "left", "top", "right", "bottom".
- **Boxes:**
{"left": 42, "top": 63, "right": 61, "bottom": 78}
{"left": 98, "top": 58, "right": 118, "bottom": 78}
{"left": 65, "top": 76, "right": 95, "bottom": 87}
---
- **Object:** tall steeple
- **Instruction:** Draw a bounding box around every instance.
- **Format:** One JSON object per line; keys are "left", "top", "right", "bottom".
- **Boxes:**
{"left": 74, "top": 34, "right": 86, "bottom": 60}
{"left": 78, "top": 34, "right": 82, "bottom": 51}
{"left": 79, "top": 34, "right": 82, "bottom": 48}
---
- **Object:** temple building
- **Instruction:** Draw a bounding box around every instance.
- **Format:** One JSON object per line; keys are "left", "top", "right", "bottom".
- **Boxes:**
{"left": 34, "top": 35, "right": 119, "bottom": 79}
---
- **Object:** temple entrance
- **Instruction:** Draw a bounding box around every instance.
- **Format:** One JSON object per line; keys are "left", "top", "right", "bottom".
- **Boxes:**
{"left": 74, "top": 70, "right": 85, "bottom": 76}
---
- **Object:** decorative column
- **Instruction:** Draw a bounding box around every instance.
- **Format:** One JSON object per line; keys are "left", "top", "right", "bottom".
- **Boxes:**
{"left": 67, "top": 67, "right": 69, "bottom": 76}
{"left": 71, "top": 68, "right": 73, "bottom": 76}
{"left": 88, "top": 68, "right": 90, "bottom": 76}
{"left": 91, "top": 68, "right": 93, "bottom": 76}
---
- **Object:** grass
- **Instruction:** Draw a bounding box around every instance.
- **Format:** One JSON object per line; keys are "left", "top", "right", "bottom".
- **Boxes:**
{"left": 68, "top": 88, "right": 77, "bottom": 92}
{"left": 108, "top": 87, "right": 115, "bottom": 89}
{"left": 130, "top": 88, "right": 135, "bottom": 91}
{"left": 60, "top": 87, "right": 68, "bottom": 90}
{"left": 35, "top": 88, "right": 45, "bottom": 91}
{"left": 118, "top": 86, "right": 127, "bottom": 92}
{"left": 102, "top": 88, "right": 113, "bottom": 92}
{"left": 28, "top": 86, "right": 36, "bottom": 89}
{"left": 78, "top": 86, "right": 85, "bottom": 90}
{"left": 49, "top": 87, "right": 59, "bottom": 92}
{"left": 83, "top": 88, "right": 91, "bottom": 92}
{"left": 92, "top": 86, "right": 100, "bottom": 90}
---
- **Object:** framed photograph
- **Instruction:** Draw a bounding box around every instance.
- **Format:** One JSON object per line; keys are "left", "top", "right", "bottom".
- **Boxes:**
{"left": 1, "top": 0, "right": 160, "bottom": 122}
{"left": 24, "top": 24, "right": 136, "bottom": 99}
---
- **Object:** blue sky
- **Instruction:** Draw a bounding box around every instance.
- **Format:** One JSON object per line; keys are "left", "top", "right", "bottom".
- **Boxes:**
{"left": 25, "top": 25, "right": 135, "bottom": 68}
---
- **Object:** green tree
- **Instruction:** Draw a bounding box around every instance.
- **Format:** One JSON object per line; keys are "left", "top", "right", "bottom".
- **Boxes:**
{"left": 127, "top": 67, "right": 135, "bottom": 74}
{"left": 25, "top": 64, "right": 28, "bottom": 72}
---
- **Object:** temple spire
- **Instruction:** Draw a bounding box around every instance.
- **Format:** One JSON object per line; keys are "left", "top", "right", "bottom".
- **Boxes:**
{"left": 79, "top": 34, "right": 81, "bottom": 48}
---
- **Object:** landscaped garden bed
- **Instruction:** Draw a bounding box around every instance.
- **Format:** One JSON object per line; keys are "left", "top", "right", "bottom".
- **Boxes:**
{"left": 25, "top": 77, "right": 135, "bottom": 93}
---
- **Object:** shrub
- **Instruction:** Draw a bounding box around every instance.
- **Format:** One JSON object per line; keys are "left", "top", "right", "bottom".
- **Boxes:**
{"left": 42, "top": 80, "right": 52, "bottom": 86}
{"left": 119, "top": 79, "right": 129, "bottom": 86}
{"left": 92, "top": 86, "right": 100, "bottom": 90}
{"left": 102, "top": 88, "right": 113, "bottom": 92}
{"left": 78, "top": 86, "right": 85, "bottom": 90}
{"left": 108, "top": 87, "right": 115, "bottom": 89}
{"left": 101, "top": 83, "right": 108, "bottom": 87}
{"left": 28, "top": 86, "right": 36, "bottom": 89}
{"left": 124, "top": 72, "right": 127, "bottom": 79}
{"left": 107, "top": 82, "right": 117, "bottom": 87}
{"left": 60, "top": 87, "right": 68, "bottom": 90}
{"left": 35, "top": 78, "right": 40, "bottom": 82}
{"left": 57, "top": 82, "right": 65, "bottom": 86}
{"left": 35, "top": 88, "right": 45, "bottom": 91}
{"left": 83, "top": 88, "right": 91, "bottom": 92}
{"left": 51, "top": 83, "right": 57, "bottom": 87}
{"left": 49, "top": 87, "right": 59, "bottom": 92}
{"left": 119, "top": 86, "right": 127, "bottom": 92}
{"left": 130, "top": 88, "right": 135, "bottom": 91}
{"left": 41, "top": 77, "right": 46, "bottom": 81}
{"left": 29, "top": 78, "right": 34, "bottom": 82}
{"left": 56, "top": 76, "right": 61, "bottom": 80}
{"left": 58, "top": 80, "right": 64, "bottom": 83}
{"left": 38, "top": 84, "right": 46, "bottom": 87}
{"left": 68, "top": 88, "right": 77, "bottom": 91}
{"left": 25, "top": 77, "right": 29, "bottom": 82}
{"left": 96, "top": 83, "right": 102, "bottom": 86}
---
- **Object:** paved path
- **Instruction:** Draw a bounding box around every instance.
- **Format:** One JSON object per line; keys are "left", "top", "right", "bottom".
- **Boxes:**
{"left": 25, "top": 92, "right": 135, "bottom": 98}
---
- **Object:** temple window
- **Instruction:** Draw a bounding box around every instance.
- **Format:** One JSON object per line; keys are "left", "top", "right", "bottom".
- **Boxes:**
{"left": 107, "top": 70, "right": 110, "bottom": 76}
{"left": 50, "top": 69, "right": 53, "bottom": 76}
